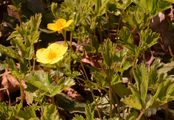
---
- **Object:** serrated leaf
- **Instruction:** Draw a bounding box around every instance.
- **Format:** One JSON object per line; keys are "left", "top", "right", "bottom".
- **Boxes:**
{"left": 133, "top": 64, "right": 149, "bottom": 105}
{"left": 85, "top": 104, "right": 95, "bottom": 120}
{"left": 25, "top": 70, "right": 51, "bottom": 92}
{"left": 17, "top": 106, "right": 40, "bottom": 120}
{"left": 147, "top": 80, "right": 174, "bottom": 109}
{"left": 119, "top": 26, "right": 136, "bottom": 53}
{"left": 97, "top": 0, "right": 109, "bottom": 16}
{"left": 140, "top": 28, "right": 159, "bottom": 50}
{"left": 41, "top": 104, "right": 60, "bottom": 120}
{"left": 121, "top": 83, "right": 142, "bottom": 110}
{"left": 121, "top": 95, "right": 142, "bottom": 110}
{"left": 72, "top": 115, "right": 84, "bottom": 120}
{"left": 0, "top": 44, "right": 20, "bottom": 60}
{"left": 7, "top": 14, "right": 41, "bottom": 60}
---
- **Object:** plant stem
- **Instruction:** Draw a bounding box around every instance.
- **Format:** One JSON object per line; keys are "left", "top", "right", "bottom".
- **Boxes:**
{"left": 91, "top": 90, "right": 102, "bottom": 119}
{"left": 19, "top": 79, "right": 24, "bottom": 106}
{"left": 80, "top": 62, "right": 102, "bottom": 119}
{"left": 70, "top": 31, "right": 73, "bottom": 49}
{"left": 33, "top": 58, "right": 36, "bottom": 72}
{"left": 136, "top": 109, "right": 145, "bottom": 120}
{"left": 62, "top": 30, "right": 67, "bottom": 43}
{"left": 109, "top": 84, "right": 113, "bottom": 118}
{"left": 107, "top": 68, "right": 113, "bottom": 118}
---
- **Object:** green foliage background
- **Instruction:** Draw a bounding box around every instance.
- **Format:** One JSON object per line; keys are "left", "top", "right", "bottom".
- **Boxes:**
{"left": 0, "top": 0, "right": 174, "bottom": 120}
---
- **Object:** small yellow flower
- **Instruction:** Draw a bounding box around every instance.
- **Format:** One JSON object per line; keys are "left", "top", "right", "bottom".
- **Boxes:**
{"left": 36, "top": 42, "right": 68, "bottom": 64}
{"left": 47, "top": 19, "right": 73, "bottom": 33}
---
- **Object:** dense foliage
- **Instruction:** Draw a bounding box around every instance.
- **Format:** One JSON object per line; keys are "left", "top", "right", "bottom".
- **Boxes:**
{"left": 0, "top": 0, "right": 174, "bottom": 119}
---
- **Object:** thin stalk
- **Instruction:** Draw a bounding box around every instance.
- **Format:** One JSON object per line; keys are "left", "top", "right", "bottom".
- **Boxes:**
{"left": 80, "top": 62, "right": 102, "bottom": 119}
{"left": 62, "top": 30, "right": 67, "bottom": 43}
{"left": 109, "top": 84, "right": 113, "bottom": 118}
{"left": 136, "top": 109, "right": 145, "bottom": 120}
{"left": 80, "top": 62, "right": 89, "bottom": 81}
{"left": 33, "top": 58, "right": 36, "bottom": 72}
{"left": 19, "top": 79, "right": 24, "bottom": 106}
{"left": 107, "top": 68, "right": 113, "bottom": 118}
{"left": 70, "top": 31, "right": 73, "bottom": 49}
{"left": 91, "top": 90, "right": 102, "bottom": 119}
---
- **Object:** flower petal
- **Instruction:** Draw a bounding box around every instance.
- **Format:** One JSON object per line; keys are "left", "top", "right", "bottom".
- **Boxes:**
{"left": 36, "top": 42, "right": 68, "bottom": 64}
{"left": 48, "top": 43, "right": 68, "bottom": 56}
{"left": 36, "top": 48, "right": 49, "bottom": 64}
{"left": 47, "top": 23, "right": 58, "bottom": 31}
{"left": 55, "top": 19, "right": 66, "bottom": 25}
{"left": 55, "top": 19, "right": 67, "bottom": 32}
{"left": 65, "top": 19, "right": 73, "bottom": 27}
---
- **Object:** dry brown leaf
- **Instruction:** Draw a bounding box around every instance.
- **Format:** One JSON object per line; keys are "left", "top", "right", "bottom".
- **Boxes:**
{"left": 64, "top": 88, "right": 84, "bottom": 102}
{"left": 1, "top": 69, "right": 26, "bottom": 93}
{"left": 81, "top": 54, "right": 101, "bottom": 68}
{"left": 7, "top": 5, "right": 21, "bottom": 22}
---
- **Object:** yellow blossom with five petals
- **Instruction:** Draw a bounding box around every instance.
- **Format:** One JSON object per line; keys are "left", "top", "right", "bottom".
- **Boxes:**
{"left": 47, "top": 19, "right": 73, "bottom": 33}
{"left": 36, "top": 42, "right": 68, "bottom": 64}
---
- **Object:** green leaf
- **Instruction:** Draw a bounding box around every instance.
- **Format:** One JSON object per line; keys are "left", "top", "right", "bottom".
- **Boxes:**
{"left": 17, "top": 106, "right": 40, "bottom": 120}
{"left": 121, "top": 95, "right": 142, "bottom": 110}
{"left": 158, "top": 61, "right": 174, "bottom": 74}
{"left": 92, "top": 69, "right": 107, "bottom": 87}
{"left": 85, "top": 104, "right": 95, "bottom": 120}
{"left": 164, "top": 0, "right": 174, "bottom": 3}
{"left": 25, "top": 70, "right": 51, "bottom": 92}
{"left": 115, "top": 0, "right": 132, "bottom": 10}
{"left": 133, "top": 64, "right": 149, "bottom": 105}
{"left": 0, "top": 103, "right": 22, "bottom": 120}
{"left": 96, "top": 0, "right": 110, "bottom": 17}
{"left": 122, "top": 6, "right": 146, "bottom": 30}
{"left": 0, "top": 44, "right": 20, "bottom": 60}
{"left": 72, "top": 115, "right": 84, "bottom": 120}
{"left": 121, "top": 83, "right": 142, "bottom": 110}
{"left": 41, "top": 104, "right": 60, "bottom": 120}
{"left": 133, "top": 0, "right": 159, "bottom": 15}
{"left": 26, "top": 70, "right": 75, "bottom": 97}
{"left": 25, "top": 91, "right": 36, "bottom": 105}
{"left": 119, "top": 26, "right": 136, "bottom": 54}
{"left": 102, "top": 39, "right": 113, "bottom": 67}
{"left": 147, "top": 79, "right": 174, "bottom": 109}
{"left": 139, "top": 28, "right": 159, "bottom": 50}
{"left": 7, "top": 13, "right": 42, "bottom": 60}
{"left": 51, "top": 2, "right": 59, "bottom": 18}
{"left": 112, "top": 82, "right": 131, "bottom": 98}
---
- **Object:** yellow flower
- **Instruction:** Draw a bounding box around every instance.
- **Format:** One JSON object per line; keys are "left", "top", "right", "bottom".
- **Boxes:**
{"left": 36, "top": 42, "right": 68, "bottom": 64}
{"left": 47, "top": 19, "right": 73, "bottom": 33}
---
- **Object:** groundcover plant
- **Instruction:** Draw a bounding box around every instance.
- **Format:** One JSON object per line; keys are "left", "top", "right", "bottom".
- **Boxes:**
{"left": 1, "top": 0, "right": 174, "bottom": 120}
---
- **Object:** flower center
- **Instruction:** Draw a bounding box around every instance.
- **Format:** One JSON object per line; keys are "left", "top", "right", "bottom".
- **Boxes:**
{"left": 47, "top": 51, "right": 57, "bottom": 60}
